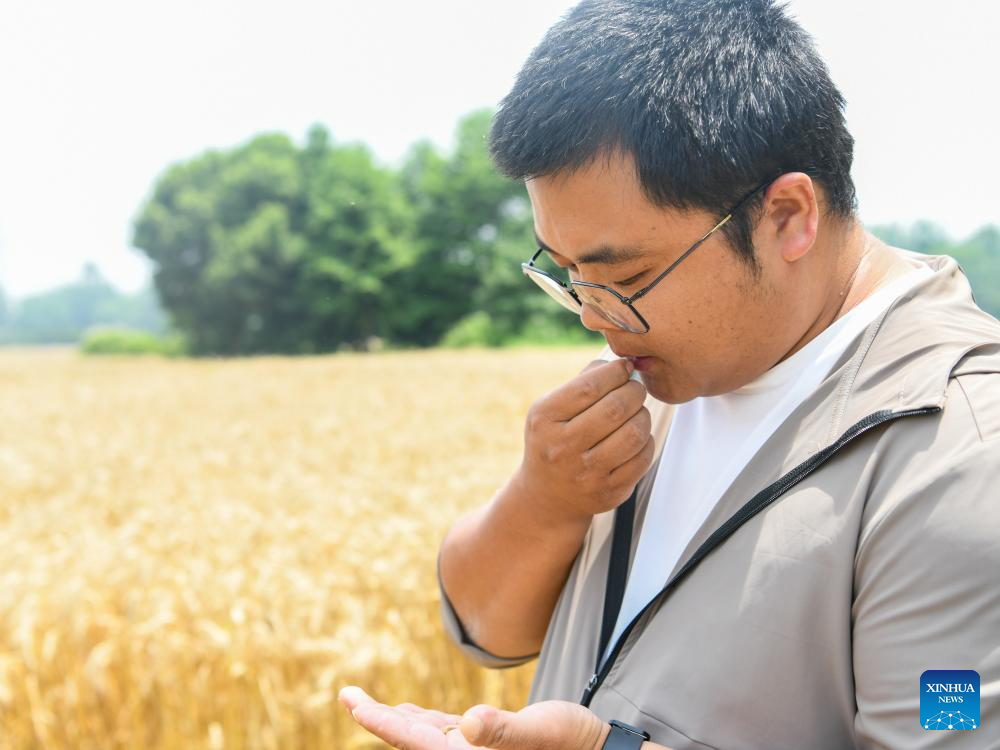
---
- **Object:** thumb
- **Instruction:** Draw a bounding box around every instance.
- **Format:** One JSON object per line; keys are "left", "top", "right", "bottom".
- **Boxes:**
{"left": 459, "top": 704, "right": 531, "bottom": 749}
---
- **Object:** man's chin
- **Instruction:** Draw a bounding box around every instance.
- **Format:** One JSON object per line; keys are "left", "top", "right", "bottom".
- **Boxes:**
{"left": 639, "top": 371, "right": 699, "bottom": 406}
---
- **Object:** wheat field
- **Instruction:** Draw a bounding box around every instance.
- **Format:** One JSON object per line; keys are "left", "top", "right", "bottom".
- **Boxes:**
{"left": 0, "top": 345, "right": 600, "bottom": 750}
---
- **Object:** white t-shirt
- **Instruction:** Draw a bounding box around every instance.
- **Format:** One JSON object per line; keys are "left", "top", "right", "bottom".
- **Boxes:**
{"left": 600, "top": 260, "right": 935, "bottom": 668}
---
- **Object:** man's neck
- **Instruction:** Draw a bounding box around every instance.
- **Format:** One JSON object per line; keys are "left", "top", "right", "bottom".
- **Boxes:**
{"left": 781, "top": 223, "right": 914, "bottom": 363}
{"left": 829, "top": 227, "right": 914, "bottom": 323}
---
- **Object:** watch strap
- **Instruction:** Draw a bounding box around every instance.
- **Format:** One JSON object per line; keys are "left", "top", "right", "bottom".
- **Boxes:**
{"left": 602, "top": 719, "right": 650, "bottom": 749}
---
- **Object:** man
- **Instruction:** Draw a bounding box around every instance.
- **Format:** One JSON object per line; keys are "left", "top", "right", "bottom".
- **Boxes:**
{"left": 341, "top": 0, "right": 1000, "bottom": 747}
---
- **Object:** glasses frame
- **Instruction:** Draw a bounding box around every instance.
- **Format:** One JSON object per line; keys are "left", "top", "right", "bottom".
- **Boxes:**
{"left": 521, "top": 177, "right": 775, "bottom": 334}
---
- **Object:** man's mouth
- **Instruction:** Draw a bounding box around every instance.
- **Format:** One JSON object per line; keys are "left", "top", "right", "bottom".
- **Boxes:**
{"left": 608, "top": 345, "right": 657, "bottom": 371}
{"left": 626, "top": 355, "right": 657, "bottom": 372}
{"left": 608, "top": 344, "right": 650, "bottom": 360}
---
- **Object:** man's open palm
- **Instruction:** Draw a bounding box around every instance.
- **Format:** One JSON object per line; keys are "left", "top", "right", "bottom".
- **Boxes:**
{"left": 338, "top": 686, "right": 610, "bottom": 750}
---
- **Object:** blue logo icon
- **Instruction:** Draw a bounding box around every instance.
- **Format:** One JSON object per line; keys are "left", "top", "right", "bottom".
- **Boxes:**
{"left": 921, "top": 670, "right": 980, "bottom": 730}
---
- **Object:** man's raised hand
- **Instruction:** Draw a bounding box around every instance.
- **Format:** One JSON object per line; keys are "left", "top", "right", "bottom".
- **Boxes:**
{"left": 514, "top": 357, "right": 655, "bottom": 527}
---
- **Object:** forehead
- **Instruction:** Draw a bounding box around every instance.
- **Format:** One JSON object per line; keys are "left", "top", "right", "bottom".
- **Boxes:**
{"left": 525, "top": 153, "right": 645, "bottom": 222}
{"left": 525, "top": 153, "right": 706, "bottom": 263}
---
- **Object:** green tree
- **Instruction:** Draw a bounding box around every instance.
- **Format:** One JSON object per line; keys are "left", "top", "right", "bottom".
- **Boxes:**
{"left": 872, "top": 222, "right": 1000, "bottom": 320}
{"left": 950, "top": 225, "right": 1000, "bottom": 319}
{"left": 298, "top": 126, "right": 414, "bottom": 350}
{"left": 134, "top": 135, "right": 309, "bottom": 354}
{"left": 391, "top": 110, "right": 540, "bottom": 345}
{"left": 134, "top": 127, "right": 413, "bottom": 354}
{"left": 870, "top": 220, "right": 950, "bottom": 254}
{"left": 0, "top": 285, "right": 8, "bottom": 342}
{"left": 3, "top": 264, "right": 166, "bottom": 344}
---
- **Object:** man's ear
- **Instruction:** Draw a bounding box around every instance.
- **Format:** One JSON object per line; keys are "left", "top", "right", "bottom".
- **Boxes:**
{"left": 759, "top": 172, "right": 819, "bottom": 263}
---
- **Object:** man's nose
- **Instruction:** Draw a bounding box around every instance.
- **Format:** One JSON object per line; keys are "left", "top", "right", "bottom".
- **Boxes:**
{"left": 579, "top": 302, "right": 621, "bottom": 333}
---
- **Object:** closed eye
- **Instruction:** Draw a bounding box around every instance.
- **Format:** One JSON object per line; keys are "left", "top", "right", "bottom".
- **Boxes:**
{"left": 615, "top": 270, "right": 649, "bottom": 288}
{"left": 546, "top": 249, "right": 647, "bottom": 288}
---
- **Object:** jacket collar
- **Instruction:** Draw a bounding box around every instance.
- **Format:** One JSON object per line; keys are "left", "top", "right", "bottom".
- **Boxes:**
{"left": 835, "top": 249, "right": 1000, "bottom": 429}
{"left": 635, "top": 249, "right": 1000, "bottom": 583}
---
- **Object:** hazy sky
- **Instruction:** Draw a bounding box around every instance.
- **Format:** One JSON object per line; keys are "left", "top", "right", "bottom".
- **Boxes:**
{"left": 1, "top": 0, "right": 997, "bottom": 299}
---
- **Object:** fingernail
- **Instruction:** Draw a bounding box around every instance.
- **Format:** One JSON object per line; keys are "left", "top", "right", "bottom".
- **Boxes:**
{"left": 624, "top": 358, "right": 635, "bottom": 374}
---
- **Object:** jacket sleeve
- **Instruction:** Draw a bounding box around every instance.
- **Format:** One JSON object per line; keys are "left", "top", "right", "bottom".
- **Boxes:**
{"left": 436, "top": 343, "right": 613, "bottom": 670}
{"left": 436, "top": 549, "right": 539, "bottom": 670}
{"left": 852, "top": 401, "right": 1000, "bottom": 748}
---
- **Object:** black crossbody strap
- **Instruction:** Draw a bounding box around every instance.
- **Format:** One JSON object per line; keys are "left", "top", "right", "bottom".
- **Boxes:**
{"left": 597, "top": 485, "right": 637, "bottom": 669}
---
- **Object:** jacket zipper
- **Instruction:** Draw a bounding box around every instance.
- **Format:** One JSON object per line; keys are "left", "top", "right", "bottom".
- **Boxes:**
{"left": 580, "top": 406, "right": 939, "bottom": 708}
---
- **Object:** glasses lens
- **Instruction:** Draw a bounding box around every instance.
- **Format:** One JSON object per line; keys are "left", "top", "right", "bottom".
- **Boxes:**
{"left": 522, "top": 266, "right": 582, "bottom": 314}
{"left": 574, "top": 285, "right": 647, "bottom": 333}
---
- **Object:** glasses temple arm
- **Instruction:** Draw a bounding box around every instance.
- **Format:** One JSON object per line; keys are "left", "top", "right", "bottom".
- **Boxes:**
{"left": 626, "top": 214, "right": 733, "bottom": 303}
{"left": 624, "top": 176, "right": 774, "bottom": 304}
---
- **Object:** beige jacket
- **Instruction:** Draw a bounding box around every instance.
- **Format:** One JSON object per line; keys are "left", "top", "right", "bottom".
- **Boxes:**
{"left": 440, "top": 250, "right": 1000, "bottom": 749}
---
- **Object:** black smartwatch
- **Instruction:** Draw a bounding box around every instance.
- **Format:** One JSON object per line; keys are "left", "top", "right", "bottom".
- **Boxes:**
{"left": 602, "top": 719, "right": 650, "bottom": 749}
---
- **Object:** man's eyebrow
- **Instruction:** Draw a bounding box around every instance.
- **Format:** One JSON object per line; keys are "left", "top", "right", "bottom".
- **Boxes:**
{"left": 533, "top": 231, "right": 648, "bottom": 265}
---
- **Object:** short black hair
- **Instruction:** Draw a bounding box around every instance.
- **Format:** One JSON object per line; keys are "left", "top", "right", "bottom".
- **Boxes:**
{"left": 490, "top": 0, "right": 857, "bottom": 272}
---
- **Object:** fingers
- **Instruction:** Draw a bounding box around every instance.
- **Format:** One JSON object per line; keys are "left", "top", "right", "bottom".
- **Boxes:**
{"left": 567, "top": 380, "right": 648, "bottom": 450}
{"left": 463, "top": 700, "right": 610, "bottom": 750}
{"left": 517, "top": 357, "right": 652, "bottom": 520}
{"left": 340, "top": 690, "right": 610, "bottom": 750}
{"left": 352, "top": 703, "right": 449, "bottom": 750}
{"left": 458, "top": 704, "right": 512, "bottom": 747}
{"left": 581, "top": 404, "right": 652, "bottom": 469}
{"left": 539, "top": 359, "right": 634, "bottom": 422}
{"left": 393, "top": 703, "right": 463, "bottom": 730}
{"left": 339, "top": 687, "right": 475, "bottom": 750}
{"left": 608, "top": 432, "right": 656, "bottom": 485}
{"left": 338, "top": 688, "right": 445, "bottom": 750}
{"left": 338, "top": 685, "right": 375, "bottom": 712}
{"left": 445, "top": 728, "right": 478, "bottom": 748}
{"left": 457, "top": 703, "right": 559, "bottom": 750}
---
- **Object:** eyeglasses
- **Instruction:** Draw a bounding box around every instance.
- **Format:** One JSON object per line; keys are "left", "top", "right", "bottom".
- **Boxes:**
{"left": 521, "top": 178, "right": 773, "bottom": 333}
